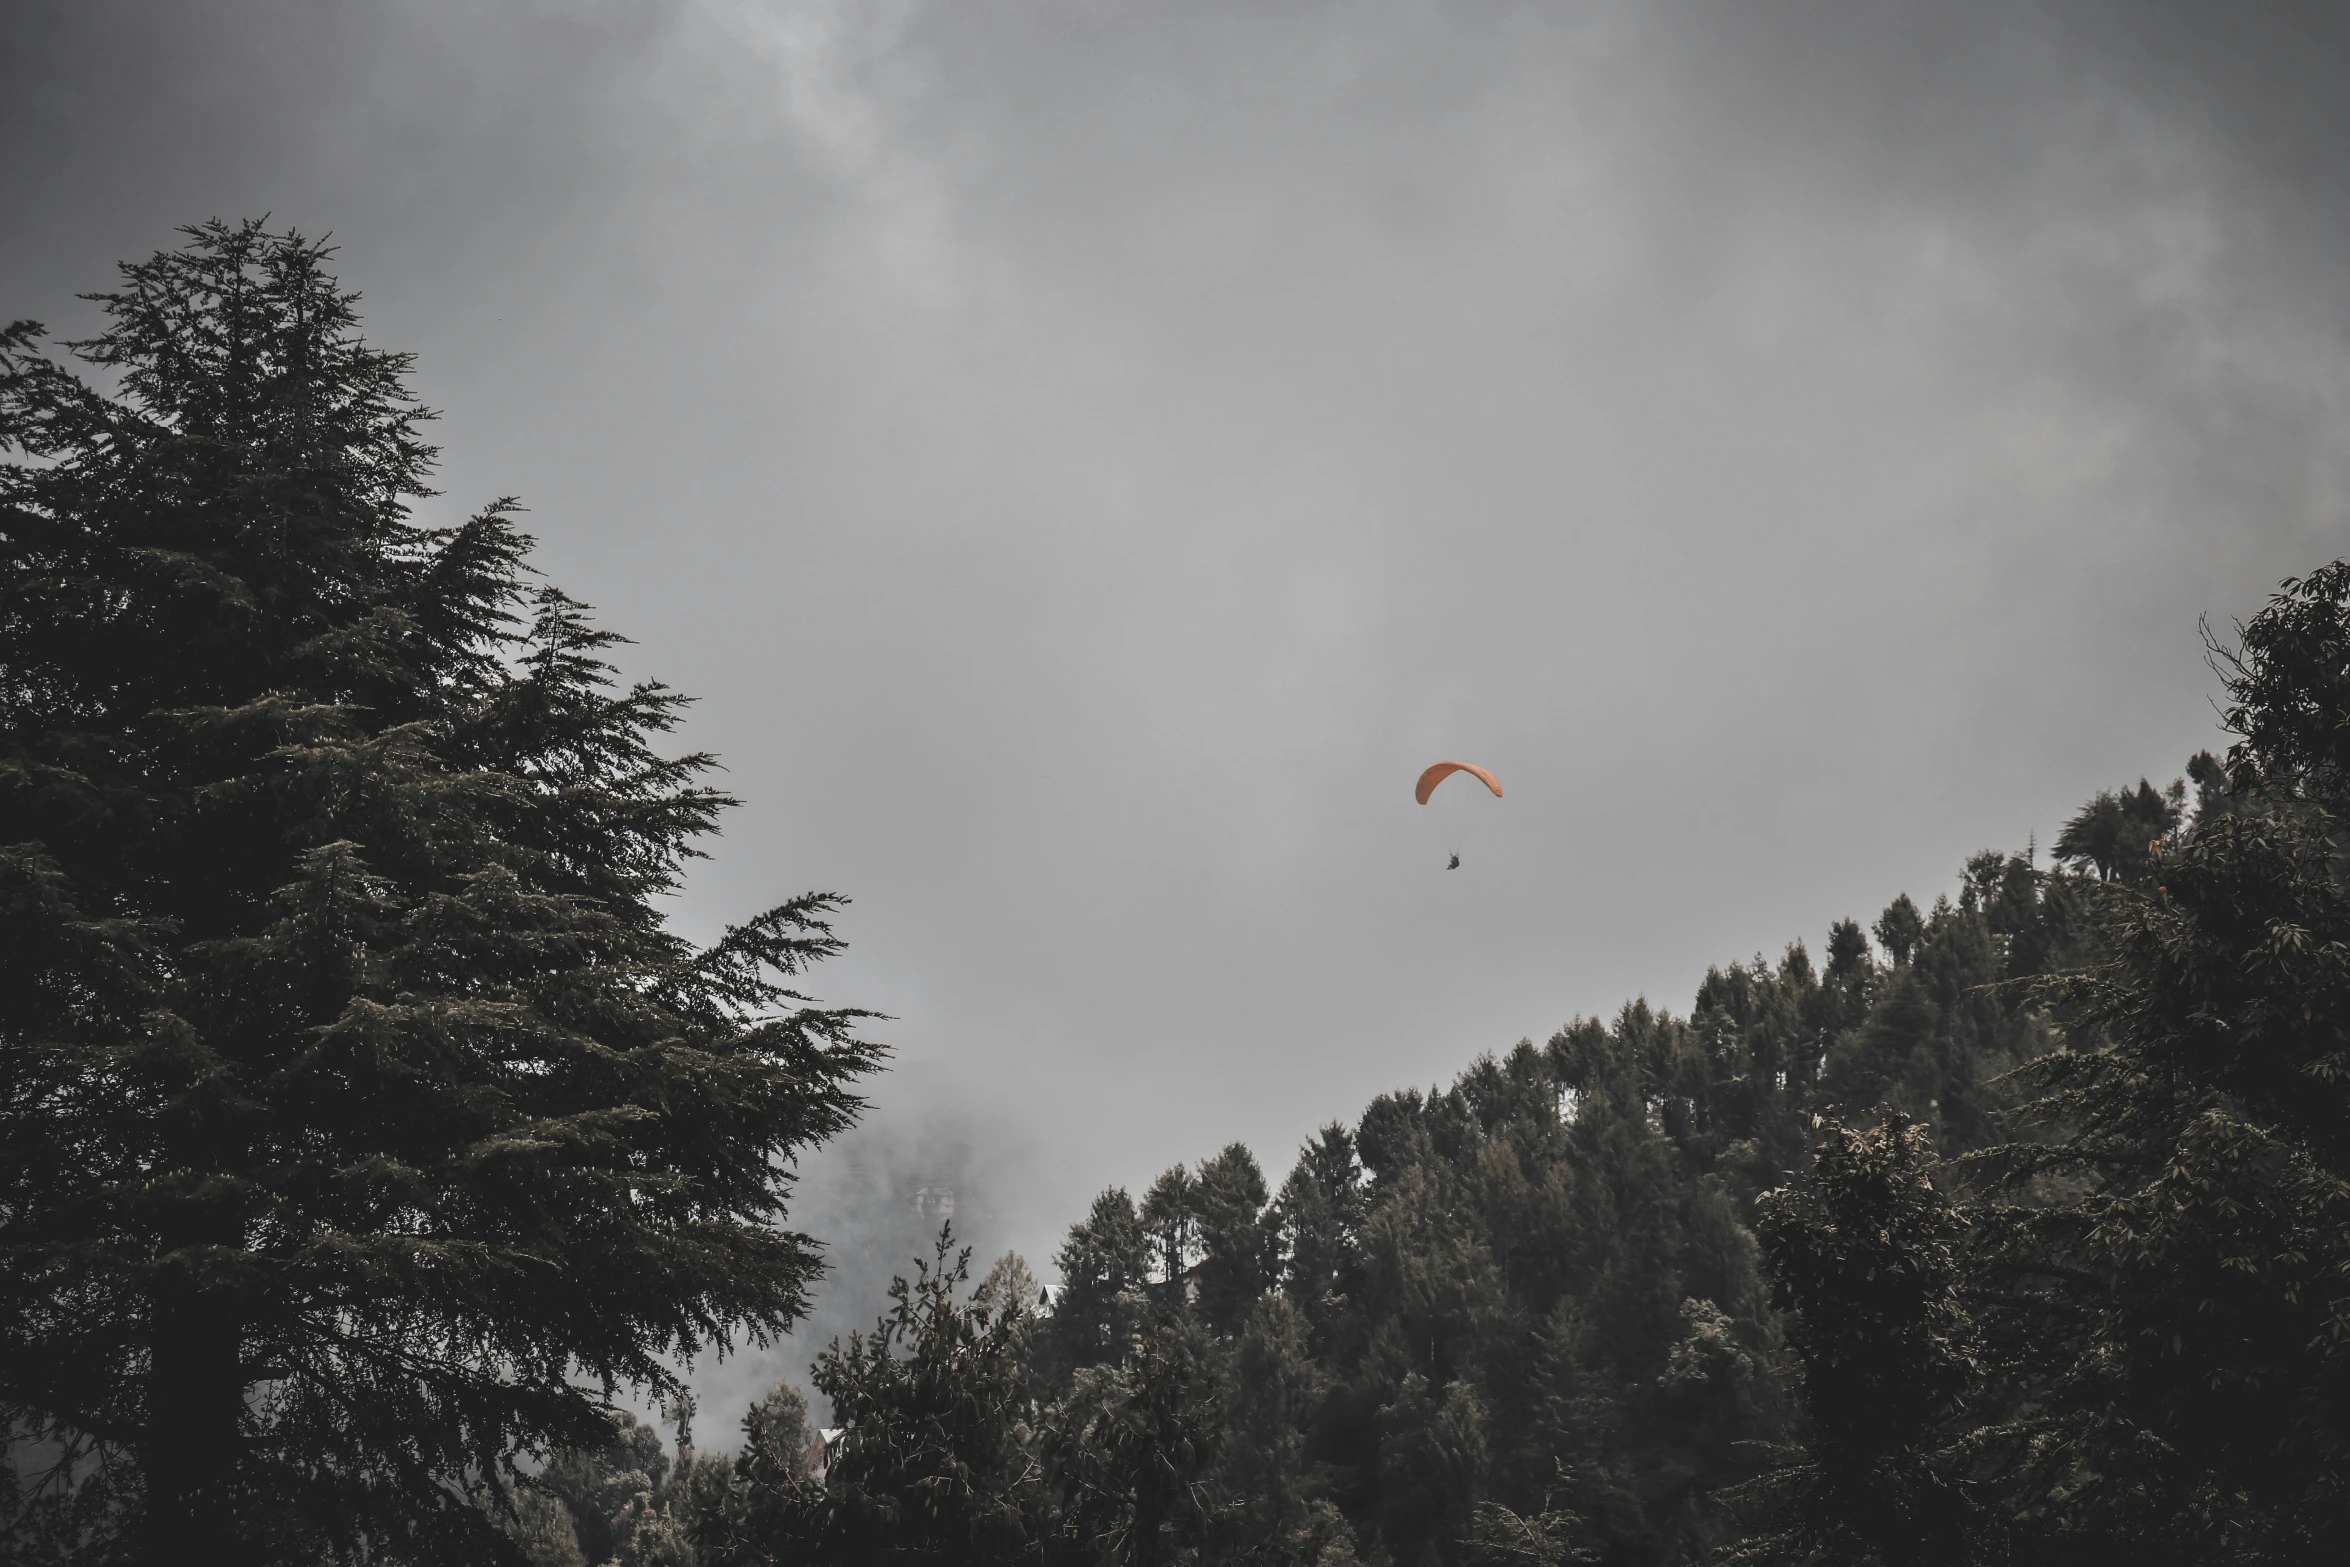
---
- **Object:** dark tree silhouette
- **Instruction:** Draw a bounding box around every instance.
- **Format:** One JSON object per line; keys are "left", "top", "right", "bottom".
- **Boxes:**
{"left": 2051, "top": 779, "right": 2181, "bottom": 884}
{"left": 1750, "top": 1116, "right": 1979, "bottom": 1566}
{"left": 1976, "top": 564, "right": 2350, "bottom": 1562}
{"left": 0, "top": 222, "right": 880, "bottom": 1563}
{"left": 741, "top": 1233, "right": 1039, "bottom": 1566}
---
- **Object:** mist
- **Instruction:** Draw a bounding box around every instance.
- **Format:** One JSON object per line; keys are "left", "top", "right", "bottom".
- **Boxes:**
{"left": 679, "top": 1098, "right": 1034, "bottom": 1445}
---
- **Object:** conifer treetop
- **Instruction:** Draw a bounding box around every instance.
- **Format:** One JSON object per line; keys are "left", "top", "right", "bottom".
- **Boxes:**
{"left": 0, "top": 219, "right": 883, "bottom": 1564}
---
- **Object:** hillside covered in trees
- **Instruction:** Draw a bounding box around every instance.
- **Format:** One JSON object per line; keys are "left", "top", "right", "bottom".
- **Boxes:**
{"left": 510, "top": 671, "right": 2342, "bottom": 1566}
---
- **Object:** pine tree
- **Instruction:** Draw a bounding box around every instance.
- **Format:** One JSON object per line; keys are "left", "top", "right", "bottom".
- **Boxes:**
{"left": 1748, "top": 1116, "right": 1978, "bottom": 1566}
{"left": 1273, "top": 1124, "right": 1367, "bottom": 1352}
{"left": 1046, "top": 1304, "right": 1224, "bottom": 1567}
{"left": 1139, "top": 1163, "right": 1198, "bottom": 1304}
{"left": 1971, "top": 564, "right": 2350, "bottom": 1562}
{"left": 1048, "top": 1187, "right": 1151, "bottom": 1375}
{"left": 1191, "top": 1142, "right": 1274, "bottom": 1335}
{"left": 0, "top": 222, "right": 881, "bottom": 1562}
{"left": 1215, "top": 1294, "right": 1326, "bottom": 1555}
{"left": 757, "top": 1232, "right": 1040, "bottom": 1566}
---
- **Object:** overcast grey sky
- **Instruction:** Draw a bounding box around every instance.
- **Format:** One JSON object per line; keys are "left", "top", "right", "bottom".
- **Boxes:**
{"left": 9, "top": 0, "right": 2350, "bottom": 1430}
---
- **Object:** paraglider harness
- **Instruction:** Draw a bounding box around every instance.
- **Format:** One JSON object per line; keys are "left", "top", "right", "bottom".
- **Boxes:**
{"left": 1416, "top": 761, "right": 1500, "bottom": 875}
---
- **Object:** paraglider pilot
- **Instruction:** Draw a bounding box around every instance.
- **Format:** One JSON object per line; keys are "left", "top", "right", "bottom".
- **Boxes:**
{"left": 1416, "top": 762, "right": 1501, "bottom": 874}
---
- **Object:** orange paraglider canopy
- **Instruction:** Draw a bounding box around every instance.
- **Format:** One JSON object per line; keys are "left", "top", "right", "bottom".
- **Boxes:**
{"left": 1415, "top": 761, "right": 1503, "bottom": 805}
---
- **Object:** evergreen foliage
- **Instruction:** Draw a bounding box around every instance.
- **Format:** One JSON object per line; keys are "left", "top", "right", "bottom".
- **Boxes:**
{"left": 718, "top": 1232, "right": 1042, "bottom": 1565}
{"left": 1962, "top": 564, "right": 2350, "bottom": 1563}
{"left": 16, "top": 222, "right": 2350, "bottom": 1567}
{"left": 1049, "top": 1188, "right": 1152, "bottom": 1376}
{"left": 647, "top": 814, "right": 2104, "bottom": 1566}
{"left": 0, "top": 223, "right": 880, "bottom": 1563}
{"left": 650, "top": 626, "right": 2321, "bottom": 1564}
{"left": 1745, "top": 1117, "right": 1979, "bottom": 1566}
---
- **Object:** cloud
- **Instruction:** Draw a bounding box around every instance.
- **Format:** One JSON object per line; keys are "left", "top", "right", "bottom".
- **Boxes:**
{"left": 682, "top": 0, "right": 965, "bottom": 307}
{"left": 10, "top": 0, "right": 2350, "bottom": 1437}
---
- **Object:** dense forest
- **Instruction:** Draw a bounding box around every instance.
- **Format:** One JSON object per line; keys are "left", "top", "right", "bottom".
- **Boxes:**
{"left": 8, "top": 226, "right": 2349, "bottom": 1565}
{"left": 482, "top": 766, "right": 2212, "bottom": 1566}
